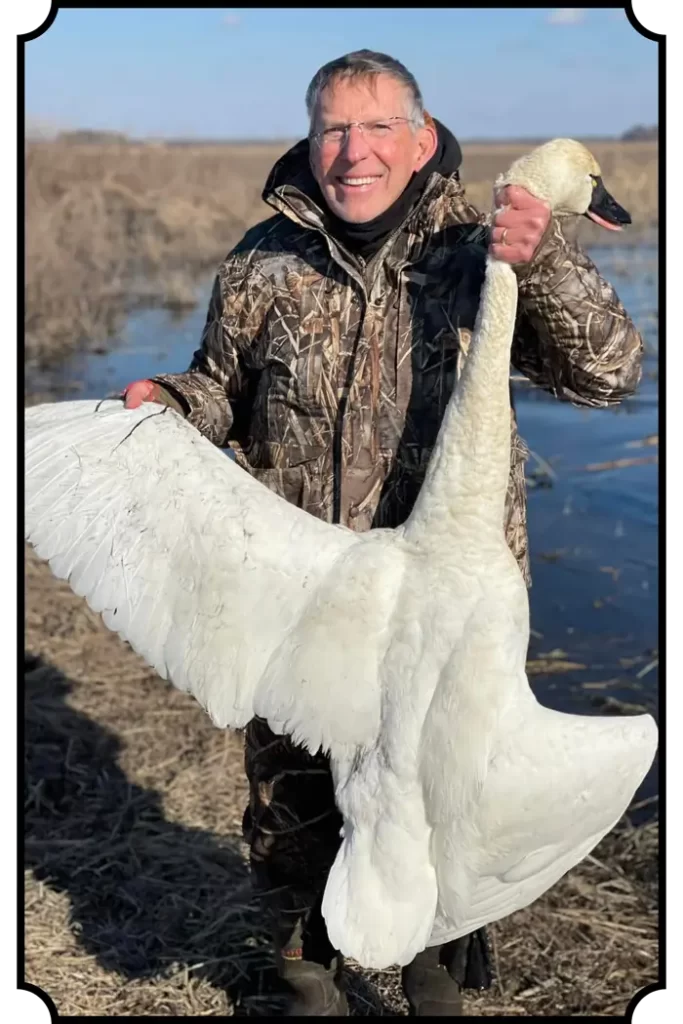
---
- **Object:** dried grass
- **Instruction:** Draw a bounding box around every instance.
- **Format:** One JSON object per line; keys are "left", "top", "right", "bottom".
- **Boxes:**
{"left": 24, "top": 547, "right": 658, "bottom": 1016}
{"left": 25, "top": 140, "right": 286, "bottom": 377}
{"left": 24, "top": 138, "right": 658, "bottom": 384}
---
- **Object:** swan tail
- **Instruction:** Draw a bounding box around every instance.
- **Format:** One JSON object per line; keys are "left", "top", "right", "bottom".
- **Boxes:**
{"left": 322, "top": 824, "right": 438, "bottom": 969}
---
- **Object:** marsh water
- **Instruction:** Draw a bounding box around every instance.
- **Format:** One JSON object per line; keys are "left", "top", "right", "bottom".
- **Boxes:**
{"left": 36, "top": 245, "right": 660, "bottom": 803}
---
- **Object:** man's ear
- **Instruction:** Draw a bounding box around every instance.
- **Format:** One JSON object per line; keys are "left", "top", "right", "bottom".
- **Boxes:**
{"left": 414, "top": 115, "right": 438, "bottom": 172}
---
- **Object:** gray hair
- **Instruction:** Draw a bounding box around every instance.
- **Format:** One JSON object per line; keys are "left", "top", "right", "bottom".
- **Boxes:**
{"left": 305, "top": 50, "right": 426, "bottom": 132}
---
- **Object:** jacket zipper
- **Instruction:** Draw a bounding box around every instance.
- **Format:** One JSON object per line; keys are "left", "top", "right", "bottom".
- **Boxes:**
{"left": 332, "top": 292, "right": 367, "bottom": 524}
{"left": 269, "top": 188, "right": 447, "bottom": 525}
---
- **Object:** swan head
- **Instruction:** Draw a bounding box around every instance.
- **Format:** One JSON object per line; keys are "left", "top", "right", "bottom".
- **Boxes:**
{"left": 496, "top": 138, "right": 631, "bottom": 231}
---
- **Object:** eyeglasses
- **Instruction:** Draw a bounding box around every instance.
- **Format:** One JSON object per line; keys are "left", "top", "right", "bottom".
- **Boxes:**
{"left": 310, "top": 117, "right": 415, "bottom": 147}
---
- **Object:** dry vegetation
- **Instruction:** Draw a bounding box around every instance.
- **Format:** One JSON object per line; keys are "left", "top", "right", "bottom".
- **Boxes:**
{"left": 25, "top": 545, "right": 658, "bottom": 1017}
{"left": 25, "top": 140, "right": 286, "bottom": 380}
{"left": 25, "top": 138, "right": 658, "bottom": 385}
{"left": 24, "top": 136, "right": 659, "bottom": 1016}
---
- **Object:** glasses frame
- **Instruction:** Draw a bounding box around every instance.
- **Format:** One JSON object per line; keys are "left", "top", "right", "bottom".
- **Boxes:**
{"left": 309, "top": 116, "right": 417, "bottom": 148}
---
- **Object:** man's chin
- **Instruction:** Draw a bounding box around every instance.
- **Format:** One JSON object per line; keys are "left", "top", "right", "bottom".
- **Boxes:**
{"left": 326, "top": 198, "right": 383, "bottom": 224}
{"left": 318, "top": 180, "right": 386, "bottom": 223}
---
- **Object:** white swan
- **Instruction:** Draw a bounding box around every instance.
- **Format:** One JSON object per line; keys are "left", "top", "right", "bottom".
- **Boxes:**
{"left": 24, "top": 139, "right": 657, "bottom": 971}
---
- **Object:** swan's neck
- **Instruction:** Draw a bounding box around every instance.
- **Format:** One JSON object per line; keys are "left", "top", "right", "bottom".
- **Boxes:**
{"left": 404, "top": 258, "right": 518, "bottom": 548}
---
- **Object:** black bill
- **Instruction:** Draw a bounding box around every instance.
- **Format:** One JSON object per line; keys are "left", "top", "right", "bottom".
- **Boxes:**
{"left": 585, "top": 175, "right": 632, "bottom": 231}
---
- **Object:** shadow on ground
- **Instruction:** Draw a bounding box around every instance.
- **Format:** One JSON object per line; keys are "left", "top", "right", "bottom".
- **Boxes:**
{"left": 24, "top": 653, "right": 395, "bottom": 1015}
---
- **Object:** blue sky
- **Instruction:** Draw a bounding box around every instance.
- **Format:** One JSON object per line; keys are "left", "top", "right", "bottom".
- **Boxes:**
{"left": 25, "top": 7, "right": 658, "bottom": 140}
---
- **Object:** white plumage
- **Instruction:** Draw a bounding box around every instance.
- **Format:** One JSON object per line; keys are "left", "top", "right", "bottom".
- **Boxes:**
{"left": 24, "top": 139, "right": 657, "bottom": 970}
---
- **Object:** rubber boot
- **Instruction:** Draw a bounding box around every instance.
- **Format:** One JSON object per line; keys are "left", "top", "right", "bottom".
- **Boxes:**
{"left": 402, "top": 945, "right": 464, "bottom": 1016}
{"left": 275, "top": 948, "right": 349, "bottom": 1016}
{"left": 272, "top": 909, "right": 348, "bottom": 1016}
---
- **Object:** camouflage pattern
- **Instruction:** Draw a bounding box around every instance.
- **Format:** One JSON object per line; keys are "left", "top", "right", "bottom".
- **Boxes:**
{"left": 241, "top": 716, "right": 343, "bottom": 964}
{"left": 152, "top": 139, "right": 643, "bottom": 976}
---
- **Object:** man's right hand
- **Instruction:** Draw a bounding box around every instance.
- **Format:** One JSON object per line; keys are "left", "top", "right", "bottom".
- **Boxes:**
{"left": 121, "top": 379, "right": 185, "bottom": 415}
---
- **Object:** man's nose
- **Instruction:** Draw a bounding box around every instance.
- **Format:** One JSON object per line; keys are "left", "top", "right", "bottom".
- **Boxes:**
{"left": 340, "top": 124, "right": 372, "bottom": 163}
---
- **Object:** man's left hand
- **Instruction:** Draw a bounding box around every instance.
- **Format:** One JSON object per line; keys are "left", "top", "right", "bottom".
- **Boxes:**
{"left": 490, "top": 185, "right": 551, "bottom": 265}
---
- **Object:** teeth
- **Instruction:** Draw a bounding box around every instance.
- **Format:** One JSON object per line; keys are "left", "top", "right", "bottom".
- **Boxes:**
{"left": 340, "top": 177, "right": 379, "bottom": 186}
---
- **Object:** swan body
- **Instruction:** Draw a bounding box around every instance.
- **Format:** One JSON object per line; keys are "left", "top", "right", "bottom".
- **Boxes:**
{"left": 24, "top": 139, "right": 657, "bottom": 969}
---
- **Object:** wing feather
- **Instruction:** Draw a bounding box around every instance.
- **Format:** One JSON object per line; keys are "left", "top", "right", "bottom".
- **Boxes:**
{"left": 424, "top": 596, "right": 657, "bottom": 944}
{"left": 25, "top": 399, "right": 381, "bottom": 754}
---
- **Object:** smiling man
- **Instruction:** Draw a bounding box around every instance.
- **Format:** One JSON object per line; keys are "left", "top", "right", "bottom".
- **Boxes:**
{"left": 310, "top": 71, "right": 438, "bottom": 223}
{"left": 122, "top": 51, "right": 643, "bottom": 1015}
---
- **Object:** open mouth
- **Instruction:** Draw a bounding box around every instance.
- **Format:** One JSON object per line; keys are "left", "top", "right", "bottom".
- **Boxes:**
{"left": 585, "top": 175, "right": 632, "bottom": 232}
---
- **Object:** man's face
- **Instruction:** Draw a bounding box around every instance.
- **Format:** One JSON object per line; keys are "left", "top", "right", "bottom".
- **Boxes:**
{"left": 309, "top": 74, "right": 438, "bottom": 224}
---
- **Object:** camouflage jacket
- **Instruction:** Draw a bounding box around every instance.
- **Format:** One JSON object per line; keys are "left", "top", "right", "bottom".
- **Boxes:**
{"left": 153, "top": 139, "right": 643, "bottom": 586}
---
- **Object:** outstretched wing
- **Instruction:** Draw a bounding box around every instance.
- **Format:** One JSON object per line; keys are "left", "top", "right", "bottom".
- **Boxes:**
{"left": 25, "top": 399, "right": 389, "bottom": 755}
{"left": 430, "top": 701, "right": 657, "bottom": 944}
{"left": 423, "top": 599, "right": 657, "bottom": 946}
